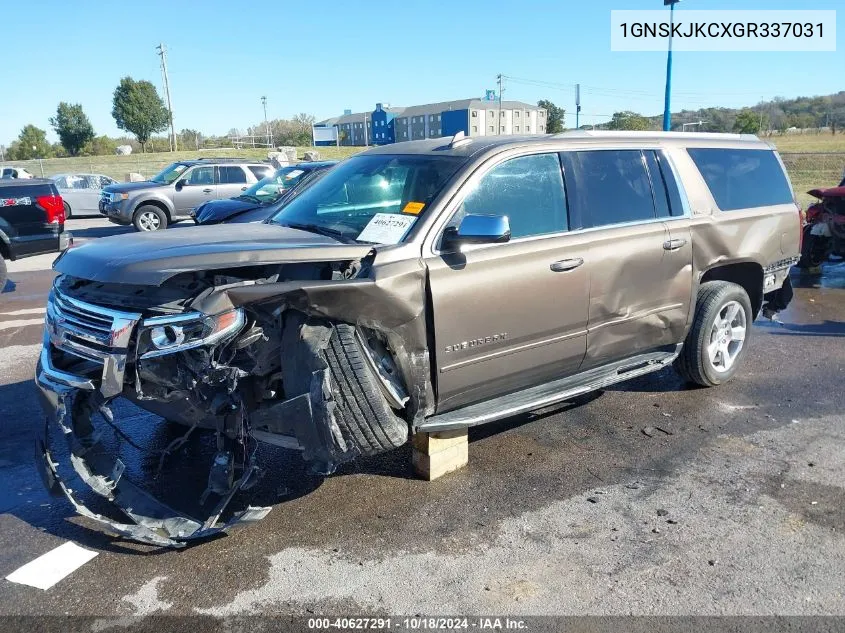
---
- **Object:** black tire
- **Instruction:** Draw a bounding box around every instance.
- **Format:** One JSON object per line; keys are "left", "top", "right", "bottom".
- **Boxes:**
{"left": 133, "top": 205, "right": 168, "bottom": 232}
{"left": 63, "top": 201, "right": 72, "bottom": 220}
{"left": 322, "top": 323, "right": 409, "bottom": 454}
{"left": 674, "top": 281, "right": 752, "bottom": 388}
{"left": 0, "top": 257, "right": 7, "bottom": 292}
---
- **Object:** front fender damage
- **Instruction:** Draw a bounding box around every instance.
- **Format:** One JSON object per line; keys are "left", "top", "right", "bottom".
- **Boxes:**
{"left": 35, "top": 255, "right": 430, "bottom": 547}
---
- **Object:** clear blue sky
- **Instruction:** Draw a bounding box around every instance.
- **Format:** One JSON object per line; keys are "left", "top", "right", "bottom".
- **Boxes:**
{"left": 0, "top": 0, "right": 841, "bottom": 145}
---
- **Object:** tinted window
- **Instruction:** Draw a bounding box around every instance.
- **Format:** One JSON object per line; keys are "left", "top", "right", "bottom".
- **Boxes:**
{"left": 185, "top": 166, "right": 215, "bottom": 185}
{"left": 458, "top": 153, "right": 567, "bottom": 239}
{"left": 218, "top": 166, "right": 247, "bottom": 184}
{"left": 687, "top": 148, "right": 793, "bottom": 211}
{"left": 561, "top": 150, "right": 656, "bottom": 229}
{"left": 249, "top": 165, "right": 273, "bottom": 180}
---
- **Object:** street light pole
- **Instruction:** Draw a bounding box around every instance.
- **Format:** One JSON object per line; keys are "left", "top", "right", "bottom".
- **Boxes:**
{"left": 261, "top": 96, "right": 271, "bottom": 148}
{"left": 663, "top": 0, "right": 680, "bottom": 132}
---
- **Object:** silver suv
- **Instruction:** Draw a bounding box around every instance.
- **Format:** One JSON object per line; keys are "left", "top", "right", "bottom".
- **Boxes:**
{"left": 99, "top": 158, "right": 274, "bottom": 231}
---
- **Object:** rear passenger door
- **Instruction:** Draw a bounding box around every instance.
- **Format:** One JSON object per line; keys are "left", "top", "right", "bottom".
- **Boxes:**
{"left": 216, "top": 166, "right": 249, "bottom": 200}
{"left": 560, "top": 149, "right": 691, "bottom": 369}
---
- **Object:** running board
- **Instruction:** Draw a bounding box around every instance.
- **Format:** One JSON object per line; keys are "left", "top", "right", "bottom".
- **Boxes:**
{"left": 419, "top": 345, "right": 682, "bottom": 432}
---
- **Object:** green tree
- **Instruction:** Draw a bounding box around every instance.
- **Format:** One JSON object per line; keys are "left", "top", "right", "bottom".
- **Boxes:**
{"left": 49, "top": 102, "right": 95, "bottom": 156}
{"left": 7, "top": 125, "right": 53, "bottom": 159}
{"left": 111, "top": 77, "right": 169, "bottom": 152}
{"left": 83, "top": 135, "right": 119, "bottom": 156}
{"left": 733, "top": 109, "right": 763, "bottom": 134}
{"left": 608, "top": 111, "right": 650, "bottom": 131}
{"left": 178, "top": 128, "right": 202, "bottom": 150}
{"left": 537, "top": 99, "right": 565, "bottom": 133}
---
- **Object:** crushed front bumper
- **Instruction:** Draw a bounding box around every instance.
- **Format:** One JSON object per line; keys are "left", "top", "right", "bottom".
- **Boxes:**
{"left": 35, "top": 293, "right": 271, "bottom": 547}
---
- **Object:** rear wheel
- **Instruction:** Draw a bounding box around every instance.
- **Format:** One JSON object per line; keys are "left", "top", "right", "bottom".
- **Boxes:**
{"left": 133, "top": 205, "right": 168, "bottom": 232}
{"left": 63, "top": 201, "right": 72, "bottom": 220}
{"left": 674, "top": 281, "right": 752, "bottom": 387}
{"left": 798, "top": 225, "right": 830, "bottom": 269}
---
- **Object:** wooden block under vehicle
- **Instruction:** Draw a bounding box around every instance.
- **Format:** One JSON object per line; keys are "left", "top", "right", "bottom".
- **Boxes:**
{"left": 412, "top": 429, "right": 469, "bottom": 481}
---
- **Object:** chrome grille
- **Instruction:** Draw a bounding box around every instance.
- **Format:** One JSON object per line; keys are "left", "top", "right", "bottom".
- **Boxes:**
{"left": 45, "top": 290, "right": 142, "bottom": 397}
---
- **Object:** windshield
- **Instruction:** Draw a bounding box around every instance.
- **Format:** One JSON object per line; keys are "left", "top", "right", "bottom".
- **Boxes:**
{"left": 151, "top": 162, "right": 190, "bottom": 184}
{"left": 241, "top": 166, "right": 312, "bottom": 204}
{"left": 268, "top": 155, "right": 463, "bottom": 244}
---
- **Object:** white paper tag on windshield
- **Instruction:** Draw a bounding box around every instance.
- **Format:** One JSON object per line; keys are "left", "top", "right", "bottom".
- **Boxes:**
{"left": 285, "top": 169, "right": 304, "bottom": 180}
{"left": 357, "top": 213, "right": 416, "bottom": 244}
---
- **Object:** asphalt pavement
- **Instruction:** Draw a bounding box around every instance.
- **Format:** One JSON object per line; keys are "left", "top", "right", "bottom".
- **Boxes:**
{"left": 0, "top": 217, "right": 843, "bottom": 620}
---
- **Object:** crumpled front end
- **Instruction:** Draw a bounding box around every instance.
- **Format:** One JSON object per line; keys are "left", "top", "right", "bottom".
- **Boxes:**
{"left": 34, "top": 256, "right": 429, "bottom": 548}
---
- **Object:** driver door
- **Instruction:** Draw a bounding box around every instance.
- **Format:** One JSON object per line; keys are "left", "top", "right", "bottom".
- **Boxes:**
{"left": 425, "top": 152, "right": 590, "bottom": 413}
{"left": 173, "top": 165, "right": 217, "bottom": 217}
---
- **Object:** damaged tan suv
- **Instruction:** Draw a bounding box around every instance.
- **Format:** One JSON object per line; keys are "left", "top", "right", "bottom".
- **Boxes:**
{"left": 35, "top": 131, "right": 800, "bottom": 546}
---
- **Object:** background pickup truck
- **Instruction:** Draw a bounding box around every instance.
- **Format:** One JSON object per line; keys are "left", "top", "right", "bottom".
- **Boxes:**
{"left": 0, "top": 178, "right": 70, "bottom": 291}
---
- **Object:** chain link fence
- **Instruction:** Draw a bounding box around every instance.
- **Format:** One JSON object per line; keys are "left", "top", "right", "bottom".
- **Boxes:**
{"left": 779, "top": 152, "right": 844, "bottom": 208}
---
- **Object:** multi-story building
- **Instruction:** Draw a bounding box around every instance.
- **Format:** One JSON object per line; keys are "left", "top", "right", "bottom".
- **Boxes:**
{"left": 316, "top": 98, "right": 547, "bottom": 146}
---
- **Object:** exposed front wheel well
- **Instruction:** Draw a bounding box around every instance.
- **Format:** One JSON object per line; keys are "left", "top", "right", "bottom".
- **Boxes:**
{"left": 699, "top": 262, "right": 764, "bottom": 319}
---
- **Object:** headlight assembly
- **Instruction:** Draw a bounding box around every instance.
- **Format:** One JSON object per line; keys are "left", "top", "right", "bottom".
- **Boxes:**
{"left": 139, "top": 309, "right": 245, "bottom": 359}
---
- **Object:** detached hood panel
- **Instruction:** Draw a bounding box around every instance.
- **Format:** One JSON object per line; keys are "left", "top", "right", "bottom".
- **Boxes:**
{"left": 54, "top": 224, "right": 374, "bottom": 285}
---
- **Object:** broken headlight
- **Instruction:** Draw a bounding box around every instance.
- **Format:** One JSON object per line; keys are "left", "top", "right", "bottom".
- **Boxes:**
{"left": 138, "top": 309, "right": 245, "bottom": 359}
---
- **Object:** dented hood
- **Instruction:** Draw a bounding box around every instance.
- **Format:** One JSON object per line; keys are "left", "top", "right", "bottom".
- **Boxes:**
{"left": 53, "top": 223, "right": 374, "bottom": 285}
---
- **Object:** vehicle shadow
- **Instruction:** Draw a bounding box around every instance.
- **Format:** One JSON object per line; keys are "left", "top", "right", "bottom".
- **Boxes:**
{"left": 763, "top": 320, "right": 845, "bottom": 338}
{"left": 67, "top": 225, "right": 134, "bottom": 240}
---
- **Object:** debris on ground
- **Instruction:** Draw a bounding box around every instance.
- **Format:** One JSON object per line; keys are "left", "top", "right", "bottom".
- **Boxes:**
{"left": 656, "top": 508, "right": 669, "bottom": 516}
{"left": 642, "top": 427, "right": 656, "bottom": 437}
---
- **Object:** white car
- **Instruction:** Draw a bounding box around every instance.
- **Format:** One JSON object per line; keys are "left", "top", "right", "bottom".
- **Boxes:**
{"left": 0, "top": 166, "right": 35, "bottom": 179}
{"left": 51, "top": 173, "right": 118, "bottom": 218}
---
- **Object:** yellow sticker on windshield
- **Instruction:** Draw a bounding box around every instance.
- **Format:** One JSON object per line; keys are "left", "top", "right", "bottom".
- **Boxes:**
{"left": 403, "top": 201, "right": 425, "bottom": 215}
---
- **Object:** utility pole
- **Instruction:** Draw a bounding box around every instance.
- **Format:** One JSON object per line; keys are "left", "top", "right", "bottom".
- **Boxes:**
{"left": 576, "top": 84, "right": 581, "bottom": 130}
{"left": 156, "top": 43, "right": 177, "bottom": 151}
{"left": 261, "top": 96, "right": 271, "bottom": 148}
{"left": 497, "top": 74, "right": 503, "bottom": 135}
{"left": 663, "top": 0, "right": 680, "bottom": 132}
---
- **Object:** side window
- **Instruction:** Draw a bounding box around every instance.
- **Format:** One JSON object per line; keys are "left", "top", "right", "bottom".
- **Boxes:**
{"left": 184, "top": 166, "right": 215, "bottom": 186}
{"left": 454, "top": 153, "right": 568, "bottom": 239}
{"left": 98, "top": 176, "right": 116, "bottom": 188}
{"left": 249, "top": 165, "right": 273, "bottom": 180}
{"left": 53, "top": 176, "right": 68, "bottom": 188}
{"left": 687, "top": 148, "right": 794, "bottom": 211}
{"left": 560, "top": 150, "right": 655, "bottom": 229}
{"left": 218, "top": 166, "right": 247, "bottom": 184}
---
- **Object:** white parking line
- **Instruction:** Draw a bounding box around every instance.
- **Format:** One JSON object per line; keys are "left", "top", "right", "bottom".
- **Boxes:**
{"left": 0, "top": 318, "right": 44, "bottom": 331}
{"left": 2, "top": 307, "right": 46, "bottom": 317}
{"left": 5, "top": 542, "right": 98, "bottom": 590}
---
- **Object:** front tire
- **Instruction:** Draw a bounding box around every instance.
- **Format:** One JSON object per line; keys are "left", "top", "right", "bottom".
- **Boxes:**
{"left": 674, "top": 281, "right": 752, "bottom": 387}
{"left": 322, "top": 323, "right": 409, "bottom": 454}
{"left": 133, "top": 205, "right": 168, "bottom": 232}
{"left": 63, "top": 201, "right": 72, "bottom": 220}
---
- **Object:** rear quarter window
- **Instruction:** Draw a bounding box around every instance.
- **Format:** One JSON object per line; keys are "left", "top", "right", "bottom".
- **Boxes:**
{"left": 687, "top": 148, "right": 793, "bottom": 211}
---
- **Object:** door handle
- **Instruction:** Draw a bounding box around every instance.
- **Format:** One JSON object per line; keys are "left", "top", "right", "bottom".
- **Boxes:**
{"left": 663, "top": 238, "right": 687, "bottom": 251}
{"left": 241, "top": 186, "right": 248, "bottom": 191}
{"left": 550, "top": 258, "right": 584, "bottom": 272}
{"left": 202, "top": 188, "right": 214, "bottom": 193}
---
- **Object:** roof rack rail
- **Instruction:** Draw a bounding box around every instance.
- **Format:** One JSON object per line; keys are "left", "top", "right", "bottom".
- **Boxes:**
{"left": 191, "top": 157, "right": 258, "bottom": 163}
